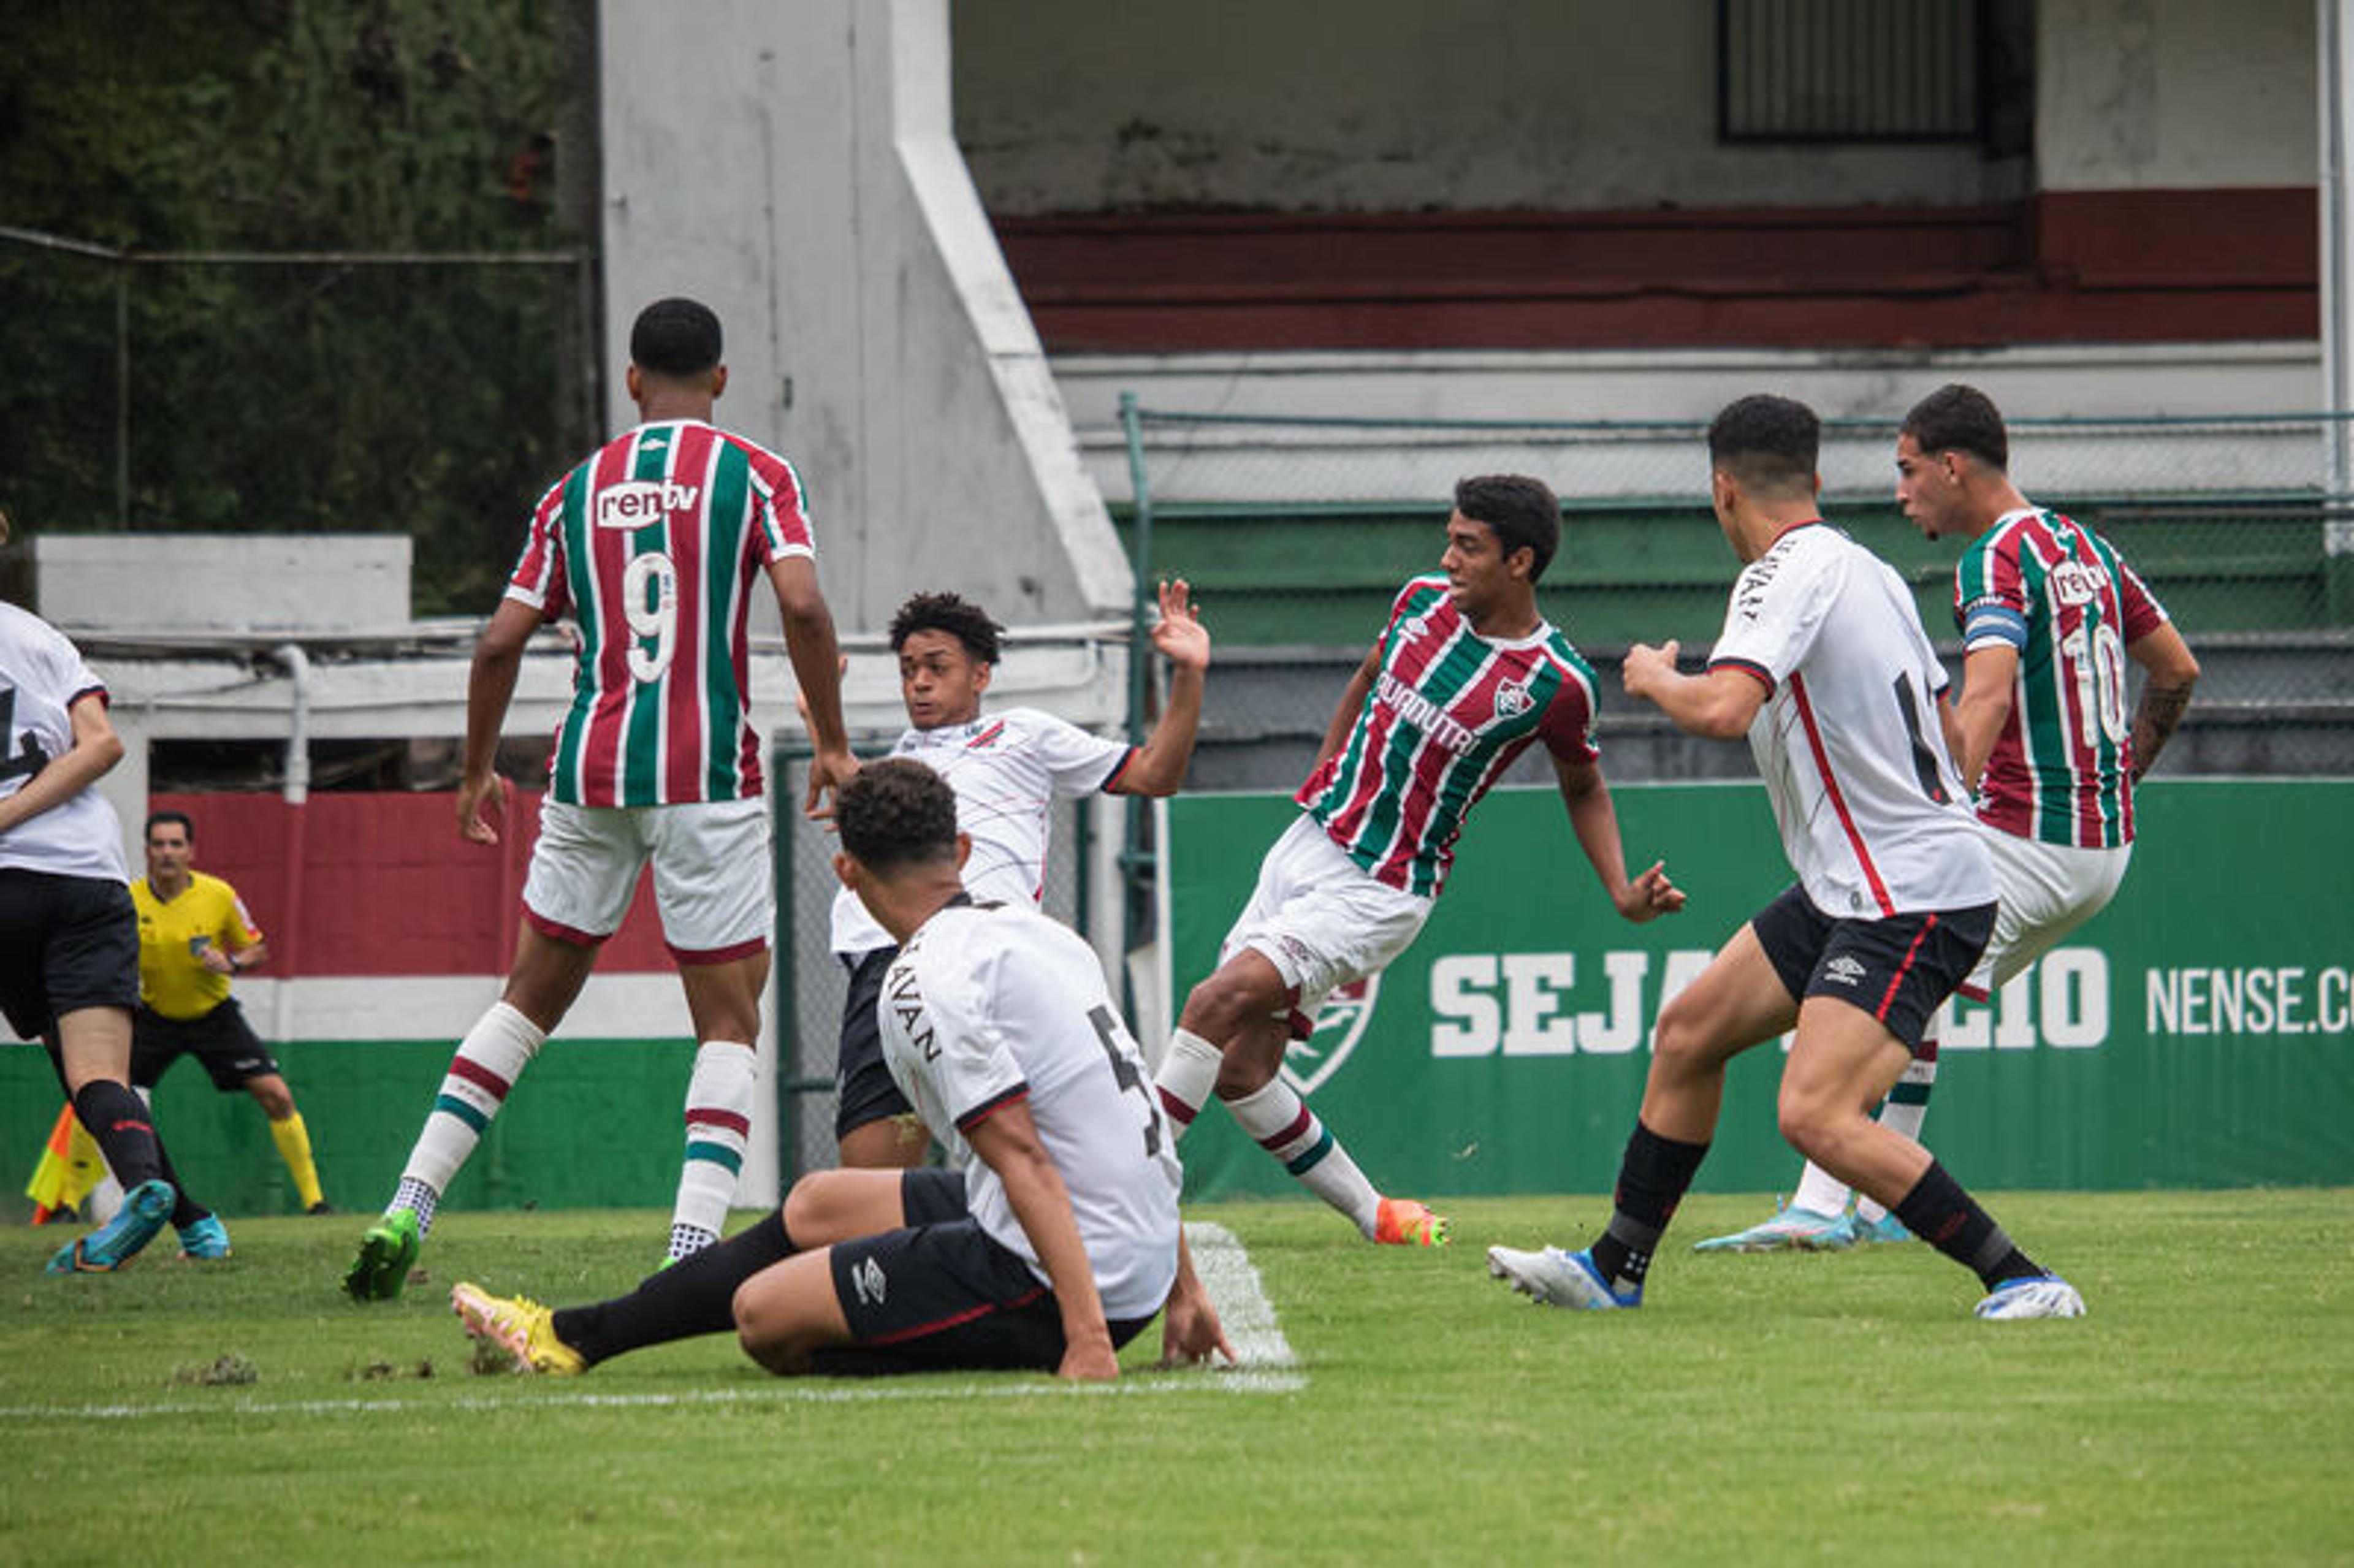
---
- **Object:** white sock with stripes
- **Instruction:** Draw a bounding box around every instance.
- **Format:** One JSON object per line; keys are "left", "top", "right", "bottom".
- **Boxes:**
{"left": 1856, "top": 1036, "right": 1940, "bottom": 1226}
{"left": 394, "top": 1001, "right": 545, "bottom": 1238}
{"left": 1224, "top": 1075, "right": 1381, "bottom": 1238}
{"left": 670, "top": 1041, "right": 756, "bottom": 1261}
{"left": 1154, "top": 1029, "right": 1225, "bottom": 1139}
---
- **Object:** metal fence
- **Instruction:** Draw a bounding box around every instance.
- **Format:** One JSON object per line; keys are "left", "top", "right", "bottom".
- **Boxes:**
{"left": 0, "top": 226, "right": 599, "bottom": 615}
{"left": 1116, "top": 401, "right": 2354, "bottom": 786}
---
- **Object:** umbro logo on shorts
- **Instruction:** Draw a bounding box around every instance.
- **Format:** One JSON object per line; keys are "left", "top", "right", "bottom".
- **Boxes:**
{"left": 1824, "top": 956, "right": 1868, "bottom": 986}
{"left": 853, "top": 1256, "right": 887, "bottom": 1306}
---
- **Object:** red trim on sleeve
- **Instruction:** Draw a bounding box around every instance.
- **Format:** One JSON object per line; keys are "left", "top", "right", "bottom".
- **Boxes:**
{"left": 67, "top": 683, "right": 110, "bottom": 710}
{"left": 1097, "top": 746, "right": 1140, "bottom": 793}
{"left": 1708, "top": 658, "right": 1776, "bottom": 696}
{"left": 954, "top": 1083, "right": 1030, "bottom": 1132}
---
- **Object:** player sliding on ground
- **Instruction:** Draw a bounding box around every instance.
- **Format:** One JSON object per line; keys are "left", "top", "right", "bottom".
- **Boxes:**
{"left": 1487, "top": 394, "right": 2086, "bottom": 1320}
{"left": 452, "top": 758, "right": 1232, "bottom": 1379}
{"left": 1152, "top": 474, "right": 1684, "bottom": 1247}
{"left": 1693, "top": 382, "right": 2200, "bottom": 1253}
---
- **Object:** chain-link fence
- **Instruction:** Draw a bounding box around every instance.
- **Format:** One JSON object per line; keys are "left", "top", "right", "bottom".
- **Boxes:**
{"left": 0, "top": 227, "right": 600, "bottom": 615}
{"left": 768, "top": 750, "right": 1095, "bottom": 1181}
{"left": 1117, "top": 403, "right": 2354, "bottom": 788}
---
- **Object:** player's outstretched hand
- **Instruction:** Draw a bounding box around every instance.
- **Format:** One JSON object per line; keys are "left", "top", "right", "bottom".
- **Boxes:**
{"left": 1151, "top": 578, "right": 1211, "bottom": 671}
{"left": 456, "top": 774, "right": 507, "bottom": 845}
{"left": 804, "top": 747, "right": 861, "bottom": 823}
{"left": 1057, "top": 1331, "right": 1122, "bottom": 1382}
{"left": 1159, "top": 1283, "right": 1236, "bottom": 1369}
{"left": 1614, "top": 859, "right": 1687, "bottom": 924}
{"left": 1621, "top": 639, "right": 1681, "bottom": 704}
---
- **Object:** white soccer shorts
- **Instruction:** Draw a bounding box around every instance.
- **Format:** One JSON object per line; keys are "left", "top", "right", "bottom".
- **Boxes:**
{"left": 522, "top": 796, "right": 774, "bottom": 962}
{"left": 1220, "top": 813, "right": 1431, "bottom": 1029}
{"left": 1958, "top": 828, "right": 2131, "bottom": 1000}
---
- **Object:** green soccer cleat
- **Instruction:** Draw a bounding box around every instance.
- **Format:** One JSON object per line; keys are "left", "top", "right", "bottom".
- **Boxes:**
{"left": 343, "top": 1208, "right": 422, "bottom": 1301}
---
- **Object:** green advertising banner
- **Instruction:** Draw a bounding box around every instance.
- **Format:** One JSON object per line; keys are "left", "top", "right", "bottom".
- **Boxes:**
{"left": 1164, "top": 780, "right": 2354, "bottom": 1199}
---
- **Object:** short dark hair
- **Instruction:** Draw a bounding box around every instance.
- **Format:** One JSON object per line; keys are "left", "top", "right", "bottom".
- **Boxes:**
{"left": 888, "top": 592, "right": 1003, "bottom": 665}
{"left": 837, "top": 758, "right": 960, "bottom": 872}
{"left": 1902, "top": 383, "right": 2009, "bottom": 472}
{"left": 1453, "top": 474, "right": 1561, "bottom": 580}
{"left": 1708, "top": 395, "right": 1820, "bottom": 496}
{"left": 628, "top": 297, "right": 723, "bottom": 378}
{"left": 145, "top": 810, "right": 194, "bottom": 841}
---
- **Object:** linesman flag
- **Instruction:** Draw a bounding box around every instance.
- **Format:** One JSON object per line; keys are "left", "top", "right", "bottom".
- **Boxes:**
{"left": 26, "top": 1105, "right": 108, "bottom": 1224}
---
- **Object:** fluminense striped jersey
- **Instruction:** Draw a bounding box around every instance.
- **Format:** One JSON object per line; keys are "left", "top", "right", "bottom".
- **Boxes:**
{"left": 505, "top": 420, "right": 815, "bottom": 807}
{"left": 1297, "top": 576, "right": 1600, "bottom": 897}
{"left": 1954, "top": 506, "right": 2168, "bottom": 849}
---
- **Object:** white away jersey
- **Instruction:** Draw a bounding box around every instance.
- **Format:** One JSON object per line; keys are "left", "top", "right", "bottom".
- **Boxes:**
{"left": 0, "top": 603, "right": 128, "bottom": 882}
{"left": 876, "top": 900, "right": 1181, "bottom": 1322}
{"left": 1705, "top": 522, "right": 1993, "bottom": 917}
{"left": 828, "top": 709, "right": 1134, "bottom": 957}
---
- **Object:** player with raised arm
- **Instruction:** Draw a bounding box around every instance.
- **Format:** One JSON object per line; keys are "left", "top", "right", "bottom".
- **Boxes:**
{"left": 1487, "top": 394, "right": 2084, "bottom": 1320}
{"left": 451, "top": 758, "right": 1232, "bottom": 1379}
{"left": 345, "top": 297, "right": 858, "bottom": 1299}
{"left": 828, "top": 584, "right": 1207, "bottom": 1169}
{"left": 1696, "top": 382, "right": 2201, "bottom": 1252}
{"left": 1, "top": 509, "right": 223, "bottom": 1274}
{"left": 1152, "top": 474, "right": 1684, "bottom": 1246}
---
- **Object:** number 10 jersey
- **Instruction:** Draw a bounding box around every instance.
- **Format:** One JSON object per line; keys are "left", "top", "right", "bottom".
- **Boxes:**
{"left": 1955, "top": 506, "right": 2168, "bottom": 850}
{"left": 504, "top": 419, "right": 815, "bottom": 807}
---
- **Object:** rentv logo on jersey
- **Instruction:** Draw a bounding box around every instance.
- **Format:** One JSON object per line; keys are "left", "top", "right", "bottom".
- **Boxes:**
{"left": 595, "top": 480, "right": 701, "bottom": 530}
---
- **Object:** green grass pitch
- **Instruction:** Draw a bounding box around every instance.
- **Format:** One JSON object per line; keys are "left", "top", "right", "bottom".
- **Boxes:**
{"left": 3, "top": 1189, "right": 2348, "bottom": 1565}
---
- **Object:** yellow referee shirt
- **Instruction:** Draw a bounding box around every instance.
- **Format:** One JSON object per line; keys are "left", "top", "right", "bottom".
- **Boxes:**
{"left": 131, "top": 872, "right": 263, "bottom": 1021}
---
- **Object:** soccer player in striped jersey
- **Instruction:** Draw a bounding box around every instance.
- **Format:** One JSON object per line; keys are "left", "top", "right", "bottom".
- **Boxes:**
{"left": 346, "top": 297, "right": 859, "bottom": 1299}
{"left": 450, "top": 759, "right": 1232, "bottom": 1379}
{"left": 828, "top": 585, "right": 1208, "bottom": 1170}
{"left": 1491, "top": 394, "right": 2085, "bottom": 1320}
{"left": 1697, "top": 382, "right": 2200, "bottom": 1252}
{"left": 1153, "top": 474, "right": 1686, "bottom": 1246}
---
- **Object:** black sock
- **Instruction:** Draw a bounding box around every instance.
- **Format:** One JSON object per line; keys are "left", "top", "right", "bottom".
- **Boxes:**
{"left": 1590, "top": 1121, "right": 1710, "bottom": 1290}
{"left": 70, "top": 1081, "right": 165, "bottom": 1192}
{"left": 1891, "top": 1160, "right": 2041, "bottom": 1289}
{"left": 553, "top": 1210, "right": 794, "bottom": 1366}
{"left": 150, "top": 1136, "right": 210, "bottom": 1228}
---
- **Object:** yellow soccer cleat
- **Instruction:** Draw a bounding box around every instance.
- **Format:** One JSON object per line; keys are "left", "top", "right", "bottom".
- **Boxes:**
{"left": 450, "top": 1281, "right": 587, "bottom": 1376}
{"left": 1373, "top": 1196, "right": 1450, "bottom": 1247}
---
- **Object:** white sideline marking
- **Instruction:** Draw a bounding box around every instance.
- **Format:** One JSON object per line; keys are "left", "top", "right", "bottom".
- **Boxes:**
{"left": 0, "top": 1220, "right": 1303, "bottom": 1422}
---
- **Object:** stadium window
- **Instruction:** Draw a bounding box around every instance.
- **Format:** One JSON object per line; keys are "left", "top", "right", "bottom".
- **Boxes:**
{"left": 1717, "top": 0, "right": 2004, "bottom": 145}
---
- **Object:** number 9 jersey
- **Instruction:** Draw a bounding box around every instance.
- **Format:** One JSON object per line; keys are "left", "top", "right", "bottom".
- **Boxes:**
{"left": 877, "top": 899, "right": 1183, "bottom": 1324}
{"left": 503, "top": 418, "right": 815, "bottom": 807}
{"left": 1955, "top": 507, "right": 2169, "bottom": 850}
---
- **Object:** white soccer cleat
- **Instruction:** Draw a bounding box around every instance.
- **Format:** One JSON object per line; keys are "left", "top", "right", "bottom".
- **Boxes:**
{"left": 1973, "top": 1274, "right": 2087, "bottom": 1320}
{"left": 1485, "top": 1244, "right": 1640, "bottom": 1310}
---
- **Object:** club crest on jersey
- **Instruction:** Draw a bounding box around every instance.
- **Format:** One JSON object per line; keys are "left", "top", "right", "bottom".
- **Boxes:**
{"left": 595, "top": 479, "right": 699, "bottom": 529}
{"left": 1493, "top": 679, "right": 1531, "bottom": 718}
{"left": 1284, "top": 975, "right": 1381, "bottom": 1097}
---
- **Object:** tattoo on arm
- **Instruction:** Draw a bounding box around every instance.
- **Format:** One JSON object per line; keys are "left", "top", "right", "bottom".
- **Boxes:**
{"left": 2130, "top": 684, "right": 2193, "bottom": 781}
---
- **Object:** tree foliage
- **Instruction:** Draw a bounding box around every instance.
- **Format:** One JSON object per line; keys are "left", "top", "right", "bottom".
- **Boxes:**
{"left": 0, "top": 0, "right": 598, "bottom": 615}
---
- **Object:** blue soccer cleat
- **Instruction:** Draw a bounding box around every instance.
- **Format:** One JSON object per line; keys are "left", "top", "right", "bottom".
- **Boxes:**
{"left": 1975, "top": 1274, "right": 2087, "bottom": 1320}
{"left": 177, "top": 1214, "right": 233, "bottom": 1260}
{"left": 46, "top": 1179, "right": 175, "bottom": 1274}
{"left": 1691, "top": 1200, "right": 1856, "bottom": 1253}
{"left": 1485, "top": 1244, "right": 1641, "bottom": 1310}
{"left": 1852, "top": 1210, "right": 1913, "bottom": 1245}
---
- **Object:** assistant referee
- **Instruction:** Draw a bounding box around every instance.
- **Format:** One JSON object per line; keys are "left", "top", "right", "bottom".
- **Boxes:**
{"left": 131, "top": 810, "right": 329, "bottom": 1214}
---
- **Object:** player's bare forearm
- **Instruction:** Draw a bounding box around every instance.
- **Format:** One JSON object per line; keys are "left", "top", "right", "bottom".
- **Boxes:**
{"left": 1555, "top": 755, "right": 1685, "bottom": 923}
{"left": 1951, "top": 644, "right": 2018, "bottom": 792}
{"left": 1623, "top": 641, "right": 1761, "bottom": 740}
{"left": 2127, "top": 625, "right": 2200, "bottom": 782}
{"left": 1312, "top": 647, "right": 1381, "bottom": 770}
{"left": 1121, "top": 663, "right": 1205, "bottom": 796}
{"left": 970, "top": 1105, "right": 1117, "bottom": 1380}
{"left": 0, "top": 693, "right": 122, "bottom": 838}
